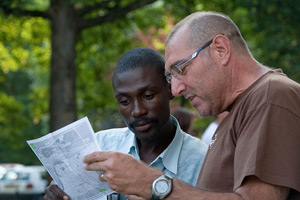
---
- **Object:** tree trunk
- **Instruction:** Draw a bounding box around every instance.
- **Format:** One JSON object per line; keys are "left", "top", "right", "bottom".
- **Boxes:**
{"left": 49, "top": 1, "right": 77, "bottom": 131}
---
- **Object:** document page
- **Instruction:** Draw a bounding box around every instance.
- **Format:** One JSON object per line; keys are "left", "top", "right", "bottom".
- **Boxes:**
{"left": 27, "top": 117, "right": 114, "bottom": 200}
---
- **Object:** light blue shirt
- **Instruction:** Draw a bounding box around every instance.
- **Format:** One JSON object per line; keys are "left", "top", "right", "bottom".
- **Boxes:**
{"left": 95, "top": 116, "right": 208, "bottom": 199}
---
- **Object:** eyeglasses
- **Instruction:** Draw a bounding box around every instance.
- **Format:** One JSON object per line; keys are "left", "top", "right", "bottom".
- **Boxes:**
{"left": 165, "top": 39, "right": 213, "bottom": 84}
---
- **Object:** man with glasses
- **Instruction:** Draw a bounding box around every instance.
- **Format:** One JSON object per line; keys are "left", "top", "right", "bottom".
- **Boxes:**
{"left": 44, "top": 47, "right": 208, "bottom": 200}
{"left": 83, "top": 11, "right": 300, "bottom": 199}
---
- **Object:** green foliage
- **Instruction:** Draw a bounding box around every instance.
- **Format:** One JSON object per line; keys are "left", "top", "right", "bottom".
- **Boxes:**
{"left": 1, "top": 0, "right": 300, "bottom": 165}
{"left": 76, "top": 20, "right": 135, "bottom": 129}
{"left": 0, "top": 92, "right": 28, "bottom": 146}
{"left": 129, "top": 1, "right": 166, "bottom": 30}
{"left": 163, "top": 0, "right": 203, "bottom": 20}
{"left": 0, "top": 89, "right": 44, "bottom": 164}
{"left": 196, "top": 0, "right": 300, "bottom": 83}
{"left": 0, "top": 15, "right": 50, "bottom": 124}
{"left": 239, "top": 0, "right": 300, "bottom": 81}
{"left": 0, "top": 43, "right": 18, "bottom": 73}
{"left": 0, "top": 12, "right": 50, "bottom": 163}
{"left": 0, "top": 0, "right": 49, "bottom": 11}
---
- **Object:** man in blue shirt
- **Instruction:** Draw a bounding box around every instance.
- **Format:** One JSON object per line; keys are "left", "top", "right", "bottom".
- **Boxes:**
{"left": 44, "top": 47, "right": 207, "bottom": 200}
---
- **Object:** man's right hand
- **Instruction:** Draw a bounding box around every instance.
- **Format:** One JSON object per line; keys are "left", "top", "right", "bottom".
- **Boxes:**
{"left": 44, "top": 181, "right": 70, "bottom": 200}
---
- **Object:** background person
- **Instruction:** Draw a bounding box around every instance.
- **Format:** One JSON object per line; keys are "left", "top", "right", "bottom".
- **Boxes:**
{"left": 201, "top": 111, "right": 228, "bottom": 146}
{"left": 44, "top": 47, "right": 208, "bottom": 200}
{"left": 83, "top": 11, "right": 300, "bottom": 200}
{"left": 171, "top": 107, "right": 195, "bottom": 135}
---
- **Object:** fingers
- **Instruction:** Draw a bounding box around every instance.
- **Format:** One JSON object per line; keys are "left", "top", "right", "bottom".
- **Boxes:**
{"left": 83, "top": 151, "right": 127, "bottom": 171}
{"left": 44, "top": 183, "right": 70, "bottom": 200}
{"left": 83, "top": 151, "right": 112, "bottom": 171}
{"left": 44, "top": 194, "right": 69, "bottom": 200}
{"left": 83, "top": 151, "right": 113, "bottom": 163}
{"left": 83, "top": 151, "right": 129, "bottom": 164}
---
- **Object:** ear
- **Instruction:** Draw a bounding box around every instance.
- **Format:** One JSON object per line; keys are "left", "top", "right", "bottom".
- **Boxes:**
{"left": 210, "top": 35, "right": 231, "bottom": 66}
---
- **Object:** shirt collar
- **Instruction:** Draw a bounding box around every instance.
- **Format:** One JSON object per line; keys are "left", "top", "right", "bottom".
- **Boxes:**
{"left": 118, "top": 116, "right": 184, "bottom": 174}
{"left": 158, "top": 116, "right": 184, "bottom": 174}
{"left": 118, "top": 129, "right": 138, "bottom": 158}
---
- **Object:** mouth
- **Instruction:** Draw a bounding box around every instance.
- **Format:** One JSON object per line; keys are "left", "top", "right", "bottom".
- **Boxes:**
{"left": 186, "top": 95, "right": 195, "bottom": 102}
{"left": 130, "top": 118, "right": 157, "bottom": 132}
{"left": 134, "top": 123, "right": 152, "bottom": 132}
{"left": 186, "top": 95, "right": 198, "bottom": 107}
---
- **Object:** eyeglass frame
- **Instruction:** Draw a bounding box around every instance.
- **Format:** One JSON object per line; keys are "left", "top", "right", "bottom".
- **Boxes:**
{"left": 165, "top": 39, "right": 213, "bottom": 84}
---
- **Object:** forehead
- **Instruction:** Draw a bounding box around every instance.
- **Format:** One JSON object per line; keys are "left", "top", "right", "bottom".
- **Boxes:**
{"left": 113, "top": 66, "right": 165, "bottom": 95}
{"left": 165, "top": 26, "right": 193, "bottom": 71}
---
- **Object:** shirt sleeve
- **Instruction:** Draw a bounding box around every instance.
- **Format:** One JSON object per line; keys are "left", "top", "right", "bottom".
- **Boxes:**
{"left": 234, "top": 103, "right": 300, "bottom": 192}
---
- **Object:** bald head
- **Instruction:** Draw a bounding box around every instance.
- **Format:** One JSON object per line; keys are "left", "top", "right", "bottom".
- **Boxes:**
{"left": 166, "top": 11, "right": 250, "bottom": 55}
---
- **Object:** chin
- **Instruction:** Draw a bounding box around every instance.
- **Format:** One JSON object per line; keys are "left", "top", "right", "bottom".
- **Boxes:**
{"left": 136, "top": 132, "right": 158, "bottom": 142}
{"left": 196, "top": 109, "right": 210, "bottom": 117}
{"left": 137, "top": 136, "right": 155, "bottom": 142}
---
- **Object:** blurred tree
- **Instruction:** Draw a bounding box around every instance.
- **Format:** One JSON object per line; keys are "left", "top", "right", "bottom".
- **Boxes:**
{"left": 241, "top": 0, "right": 300, "bottom": 81}
{"left": 197, "top": 0, "right": 300, "bottom": 82}
{"left": 0, "top": 15, "right": 50, "bottom": 164}
{"left": 0, "top": 0, "right": 157, "bottom": 132}
{"left": 0, "top": 0, "right": 189, "bottom": 164}
{"left": 1, "top": 0, "right": 299, "bottom": 163}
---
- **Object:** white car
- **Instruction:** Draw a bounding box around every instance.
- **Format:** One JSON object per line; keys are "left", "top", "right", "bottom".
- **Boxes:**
{"left": 0, "top": 166, "right": 6, "bottom": 180}
{"left": 0, "top": 165, "right": 48, "bottom": 200}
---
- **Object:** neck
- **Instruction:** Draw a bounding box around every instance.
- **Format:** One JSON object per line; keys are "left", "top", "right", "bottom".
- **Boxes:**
{"left": 224, "top": 54, "right": 270, "bottom": 111}
{"left": 137, "top": 117, "right": 176, "bottom": 164}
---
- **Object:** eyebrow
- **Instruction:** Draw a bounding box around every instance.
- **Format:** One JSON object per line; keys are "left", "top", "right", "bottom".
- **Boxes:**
{"left": 168, "top": 60, "right": 184, "bottom": 72}
{"left": 167, "top": 39, "right": 213, "bottom": 72}
{"left": 114, "top": 84, "right": 156, "bottom": 97}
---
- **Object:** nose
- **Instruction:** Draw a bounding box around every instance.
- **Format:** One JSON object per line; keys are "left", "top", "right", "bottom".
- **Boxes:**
{"left": 131, "top": 99, "right": 147, "bottom": 117}
{"left": 171, "top": 78, "right": 186, "bottom": 97}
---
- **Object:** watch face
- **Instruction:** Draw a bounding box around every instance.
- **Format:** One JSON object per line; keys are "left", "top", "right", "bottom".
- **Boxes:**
{"left": 155, "top": 179, "right": 169, "bottom": 194}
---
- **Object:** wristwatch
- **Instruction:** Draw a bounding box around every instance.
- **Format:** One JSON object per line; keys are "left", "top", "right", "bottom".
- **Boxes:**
{"left": 151, "top": 174, "right": 173, "bottom": 200}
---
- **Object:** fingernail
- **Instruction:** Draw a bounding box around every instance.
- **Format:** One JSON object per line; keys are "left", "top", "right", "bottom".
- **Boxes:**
{"left": 63, "top": 196, "right": 69, "bottom": 200}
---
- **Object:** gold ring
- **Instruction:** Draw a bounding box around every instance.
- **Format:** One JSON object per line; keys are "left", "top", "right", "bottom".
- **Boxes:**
{"left": 100, "top": 173, "right": 106, "bottom": 182}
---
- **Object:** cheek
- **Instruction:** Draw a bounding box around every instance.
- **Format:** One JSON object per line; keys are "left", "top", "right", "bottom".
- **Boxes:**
{"left": 188, "top": 75, "right": 204, "bottom": 94}
{"left": 147, "top": 103, "right": 161, "bottom": 114}
{"left": 157, "top": 100, "right": 171, "bottom": 116}
{"left": 148, "top": 99, "right": 169, "bottom": 114}
{"left": 186, "top": 67, "right": 203, "bottom": 87}
{"left": 191, "top": 67, "right": 216, "bottom": 95}
{"left": 118, "top": 106, "right": 131, "bottom": 118}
